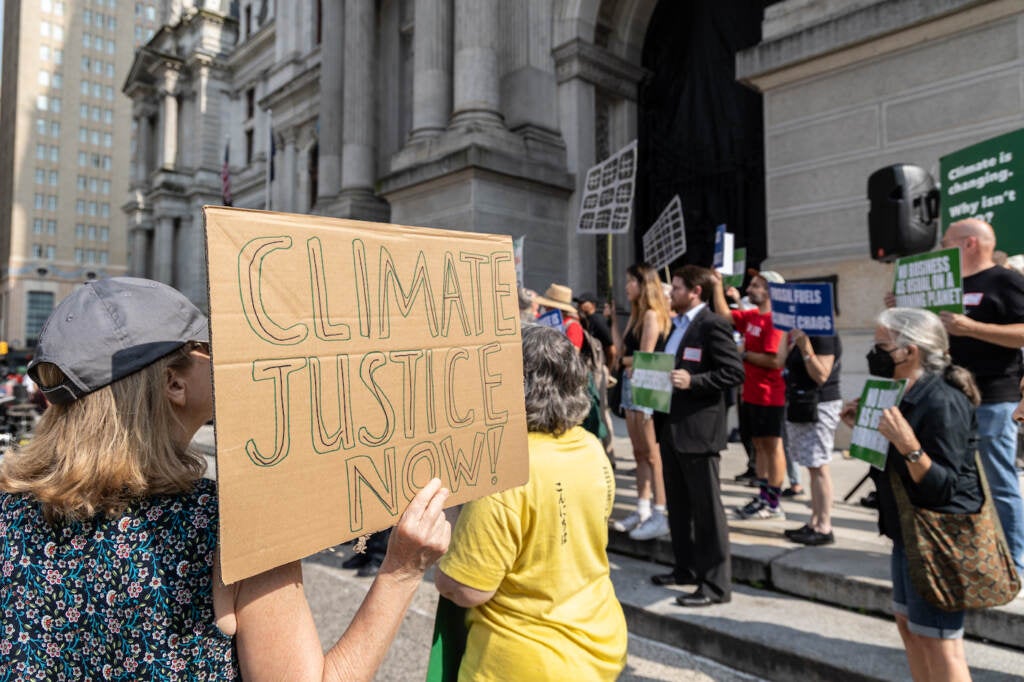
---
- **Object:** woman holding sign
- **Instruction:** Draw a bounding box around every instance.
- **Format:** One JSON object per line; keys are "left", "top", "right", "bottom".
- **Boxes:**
{"left": 612, "top": 263, "right": 673, "bottom": 541}
{"left": 0, "top": 278, "right": 451, "bottom": 681}
{"left": 840, "top": 307, "right": 980, "bottom": 682}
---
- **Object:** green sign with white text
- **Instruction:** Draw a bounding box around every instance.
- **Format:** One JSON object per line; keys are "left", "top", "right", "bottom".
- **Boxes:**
{"left": 892, "top": 247, "right": 963, "bottom": 314}
{"left": 941, "top": 128, "right": 1024, "bottom": 255}
{"left": 849, "top": 378, "right": 907, "bottom": 470}
{"left": 630, "top": 351, "right": 675, "bottom": 413}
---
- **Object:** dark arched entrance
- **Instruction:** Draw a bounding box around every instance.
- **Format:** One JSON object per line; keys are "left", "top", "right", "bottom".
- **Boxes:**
{"left": 637, "top": 0, "right": 776, "bottom": 273}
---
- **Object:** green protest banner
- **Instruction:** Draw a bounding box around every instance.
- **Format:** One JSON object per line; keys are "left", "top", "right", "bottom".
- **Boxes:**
{"left": 723, "top": 247, "right": 746, "bottom": 289}
{"left": 940, "top": 128, "right": 1024, "bottom": 255}
{"left": 849, "top": 378, "right": 908, "bottom": 470}
{"left": 892, "top": 247, "right": 963, "bottom": 314}
{"left": 630, "top": 351, "right": 675, "bottom": 413}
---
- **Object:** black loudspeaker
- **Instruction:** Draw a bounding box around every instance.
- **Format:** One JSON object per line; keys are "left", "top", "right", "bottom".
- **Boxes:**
{"left": 867, "top": 164, "right": 940, "bottom": 262}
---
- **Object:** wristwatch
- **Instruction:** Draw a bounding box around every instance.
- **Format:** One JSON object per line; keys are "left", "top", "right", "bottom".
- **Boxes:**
{"left": 902, "top": 448, "right": 923, "bottom": 463}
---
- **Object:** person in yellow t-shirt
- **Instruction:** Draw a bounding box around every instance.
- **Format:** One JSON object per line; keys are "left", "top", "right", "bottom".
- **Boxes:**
{"left": 435, "top": 324, "right": 628, "bottom": 681}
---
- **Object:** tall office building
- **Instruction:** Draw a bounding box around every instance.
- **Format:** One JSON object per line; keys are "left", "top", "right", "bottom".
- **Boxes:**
{"left": 0, "top": 0, "right": 160, "bottom": 351}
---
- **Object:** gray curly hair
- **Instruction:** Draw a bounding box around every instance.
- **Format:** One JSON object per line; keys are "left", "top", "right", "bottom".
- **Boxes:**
{"left": 521, "top": 324, "right": 591, "bottom": 435}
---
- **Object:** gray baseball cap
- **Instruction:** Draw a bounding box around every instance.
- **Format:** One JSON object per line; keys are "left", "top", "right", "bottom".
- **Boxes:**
{"left": 28, "top": 277, "right": 209, "bottom": 405}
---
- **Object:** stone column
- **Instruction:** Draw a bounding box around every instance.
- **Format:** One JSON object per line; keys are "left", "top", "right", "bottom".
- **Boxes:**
{"left": 159, "top": 72, "right": 179, "bottom": 169}
{"left": 318, "top": 0, "right": 344, "bottom": 202}
{"left": 450, "top": 0, "right": 502, "bottom": 127}
{"left": 130, "top": 225, "right": 151, "bottom": 277}
{"left": 341, "top": 0, "right": 376, "bottom": 196}
{"left": 282, "top": 129, "right": 298, "bottom": 212}
{"left": 409, "top": 0, "right": 452, "bottom": 139}
{"left": 153, "top": 216, "right": 174, "bottom": 284}
{"left": 133, "top": 115, "right": 147, "bottom": 184}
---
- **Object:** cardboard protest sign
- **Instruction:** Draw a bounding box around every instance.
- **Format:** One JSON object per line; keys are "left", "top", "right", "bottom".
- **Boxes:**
{"left": 630, "top": 351, "right": 675, "bottom": 413}
{"left": 576, "top": 140, "right": 638, "bottom": 234}
{"left": 849, "top": 378, "right": 907, "bottom": 470}
{"left": 941, "top": 128, "right": 1024, "bottom": 256}
{"left": 712, "top": 224, "right": 727, "bottom": 269}
{"left": 642, "top": 195, "right": 686, "bottom": 270}
{"left": 723, "top": 248, "right": 746, "bottom": 289}
{"left": 536, "top": 308, "right": 564, "bottom": 329}
{"left": 892, "top": 247, "right": 963, "bottom": 314}
{"left": 204, "top": 207, "right": 529, "bottom": 583}
{"left": 768, "top": 282, "right": 835, "bottom": 336}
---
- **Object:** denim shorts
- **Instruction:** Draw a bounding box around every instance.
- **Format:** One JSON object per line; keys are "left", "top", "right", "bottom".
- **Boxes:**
{"left": 890, "top": 542, "right": 965, "bottom": 639}
{"left": 620, "top": 371, "right": 653, "bottom": 417}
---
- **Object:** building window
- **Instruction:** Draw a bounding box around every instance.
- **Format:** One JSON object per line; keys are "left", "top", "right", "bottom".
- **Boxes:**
{"left": 100, "top": 204, "right": 110, "bottom": 218}
{"left": 40, "top": 45, "right": 50, "bottom": 61}
{"left": 245, "top": 129, "right": 254, "bottom": 164}
{"left": 34, "top": 194, "right": 44, "bottom": 209}
{"left": 35, "top": 169, "right": 46, "bottom": 184}
{"left": 52, "top": 74, "right": 62, "bottom": 89}
{"left": 244, "top": 4, "right": 253, "bottom": 39}
{"left": 33, "top": 219, "right": 44, "bottom": 234}
{"left": 38, "top": 71, "right": 51, "bottom": 87}
{"left": 49, "top": 171, "right": 58, "bottom": 186}
{"left": 88, "top": 225, "right": 97, "bottom": 241}
{"left": 75, "top": 248, "right": 83, "bottom": 263}
{"left": 75, "top": 224, "right": 85, "bottom": 239}
{"left": 31, "top": 244, "right": 43, "bottom": 258}
{"left": 36, "top": 96, "right": 49, "bottom": 111}
{"left": 100, "top": 226, "right": 109, "bottom": 242}
{"left": 26, "top": 292, "right": 56, "bottom": 347}
{"left": 46, "top": 220, "right": 57, "bottom": 235}
{"left": 246, "top": 89, "right": 255, "bottom": 120}
{"left": 35, "top": 144, "right": 46, "bottom": 160}
{"left": 49, "top": 147, "right": 59, "bottom": 163}
{"left": 50, "top": 98, "right": 61, "bottom": 113}
{"left": 50, "top": 121, "right": 60, "bottom": 136}
{"left": 47, "top": 196, "right": 57, "bottom": 211}
{"left": 45, "top": 245, "right": 56, "bottom": 261}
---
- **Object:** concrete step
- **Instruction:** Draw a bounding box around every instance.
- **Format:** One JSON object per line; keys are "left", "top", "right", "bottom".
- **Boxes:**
{"left": 609, "top": 453, "right": 1024, "bottom": 651}
{"left": 609, "top": 551, "right": 1024, "bottom": 682}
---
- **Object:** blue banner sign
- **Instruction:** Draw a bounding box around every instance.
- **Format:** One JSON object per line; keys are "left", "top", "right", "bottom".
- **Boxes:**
{"left": 536, "top": 309, "right": 564, "bottom": 330}
{"left": 768, "top": 282, "right": 835, "bottom": 336}
{"left": 712, "top": 224, "right": 726, "bottom": 269}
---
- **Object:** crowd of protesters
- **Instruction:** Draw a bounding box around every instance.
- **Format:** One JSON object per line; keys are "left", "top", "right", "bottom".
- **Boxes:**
{"left": 3, "top": 217, "right": 1024, "bottom": 680}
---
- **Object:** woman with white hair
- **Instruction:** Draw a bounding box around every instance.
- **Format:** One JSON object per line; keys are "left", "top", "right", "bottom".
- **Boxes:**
{"left": 841, "top": 307, "right": 981, "bottom": 681}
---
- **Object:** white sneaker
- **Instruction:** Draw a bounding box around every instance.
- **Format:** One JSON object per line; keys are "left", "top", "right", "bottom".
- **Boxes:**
{"left": 610, "top": 511, "right": 646, "bottom": 533}
{"left": 629, "top": 512, "right": 670, "bottom": 540}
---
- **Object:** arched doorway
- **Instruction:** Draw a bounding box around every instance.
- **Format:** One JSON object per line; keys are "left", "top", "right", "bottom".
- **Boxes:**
{"left": 637, "top": 0, "right": 775, "bottom": 271}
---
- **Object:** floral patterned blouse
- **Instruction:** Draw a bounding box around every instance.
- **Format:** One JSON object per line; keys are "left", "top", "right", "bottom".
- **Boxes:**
{"left": 0, "top": 478, "right": 239, "bottom": 680}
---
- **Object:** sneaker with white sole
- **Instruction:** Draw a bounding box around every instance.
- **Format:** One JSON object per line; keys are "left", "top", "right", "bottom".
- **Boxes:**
{"left": 747, "top": 504, "right": 785, "bottom": 520}
{"left": 629, "top": 513, "right": 670, "bottom": 541}
{"left": 610, "top": 511, "right": 646, "bottom": 533}
{"left": 735, "top": 496, "right": 765, "bottom": 518}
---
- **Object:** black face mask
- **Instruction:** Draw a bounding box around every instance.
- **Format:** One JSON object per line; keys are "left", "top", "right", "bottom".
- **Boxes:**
{"left": 866, "top": 345, "right": 900, "bottom": 378}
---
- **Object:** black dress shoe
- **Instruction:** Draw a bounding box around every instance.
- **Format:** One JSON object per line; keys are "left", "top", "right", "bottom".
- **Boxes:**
{"left": 651, "top": 572, "right": 697, "bottom": 586}
{"left": 341, "top": 553, "right": 370, "bottom": 570}
{"left": 675, "top": 589, "right": 729, "bottom": 607}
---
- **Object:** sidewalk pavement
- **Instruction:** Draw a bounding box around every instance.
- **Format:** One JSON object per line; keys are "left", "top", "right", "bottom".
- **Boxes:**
{"left": 604, "top": 416, "right": 1024, "bottom": 680}
{"left": 192, "top": 421, "right": 1024, "bottom": 679}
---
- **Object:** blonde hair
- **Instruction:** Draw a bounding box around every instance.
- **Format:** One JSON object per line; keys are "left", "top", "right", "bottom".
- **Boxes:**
{"left": 0, "top": 345, "right": 207, "bottom": 523}
{"left": 626, "top": 263, "right": 672, "bottom": 339}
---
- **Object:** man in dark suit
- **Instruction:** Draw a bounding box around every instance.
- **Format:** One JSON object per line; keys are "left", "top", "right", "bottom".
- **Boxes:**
{"left": 652, "top": 265, "right": 745, "bottom": 606}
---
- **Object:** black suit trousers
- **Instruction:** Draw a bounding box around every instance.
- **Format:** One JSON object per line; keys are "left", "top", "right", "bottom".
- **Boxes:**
{"left": 662, "top": 449, "right": 732, "bottom": 599}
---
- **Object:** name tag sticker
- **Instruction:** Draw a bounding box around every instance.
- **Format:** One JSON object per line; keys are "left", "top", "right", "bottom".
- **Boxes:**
{"left": 683, "top": 347, "right": 702, "bottom": 362}
{"left": 963, "top": 292, "right": 983, "bottom": 307}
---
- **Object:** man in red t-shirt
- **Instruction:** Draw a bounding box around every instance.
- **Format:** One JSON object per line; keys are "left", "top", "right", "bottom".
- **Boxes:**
{"left": 713, "top": 269, "right": 788, "bottom": 519}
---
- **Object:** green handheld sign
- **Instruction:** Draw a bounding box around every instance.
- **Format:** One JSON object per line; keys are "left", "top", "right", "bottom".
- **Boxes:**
{"left": 848, "top": 378, "right": 908, "bottom": 470}
{"left": 892, "top": 247, "right": 963, "bottom": 314}
{"left": 630, "top": 352, "right": 675, "bottom": 413}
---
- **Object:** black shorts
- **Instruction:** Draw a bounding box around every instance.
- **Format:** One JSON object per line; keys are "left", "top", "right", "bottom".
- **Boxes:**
{"left": 740, "top": 402, "right": 786, "bottom": 439}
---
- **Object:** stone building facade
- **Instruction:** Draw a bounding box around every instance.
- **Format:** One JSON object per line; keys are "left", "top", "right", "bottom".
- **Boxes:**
{"left": 123, "top": 0, "right": 661, "bottom": 311}
{"left": 123, "top": 0, "right": 1024, "bottom": 367}
{"left": 739, "top": 0, "right": 1024, "bottom": 364}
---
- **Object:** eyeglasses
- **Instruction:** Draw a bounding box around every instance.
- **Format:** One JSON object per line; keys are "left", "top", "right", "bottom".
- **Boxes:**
{"left": 873, "top": 343, "right": 900, "bottom": 355}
